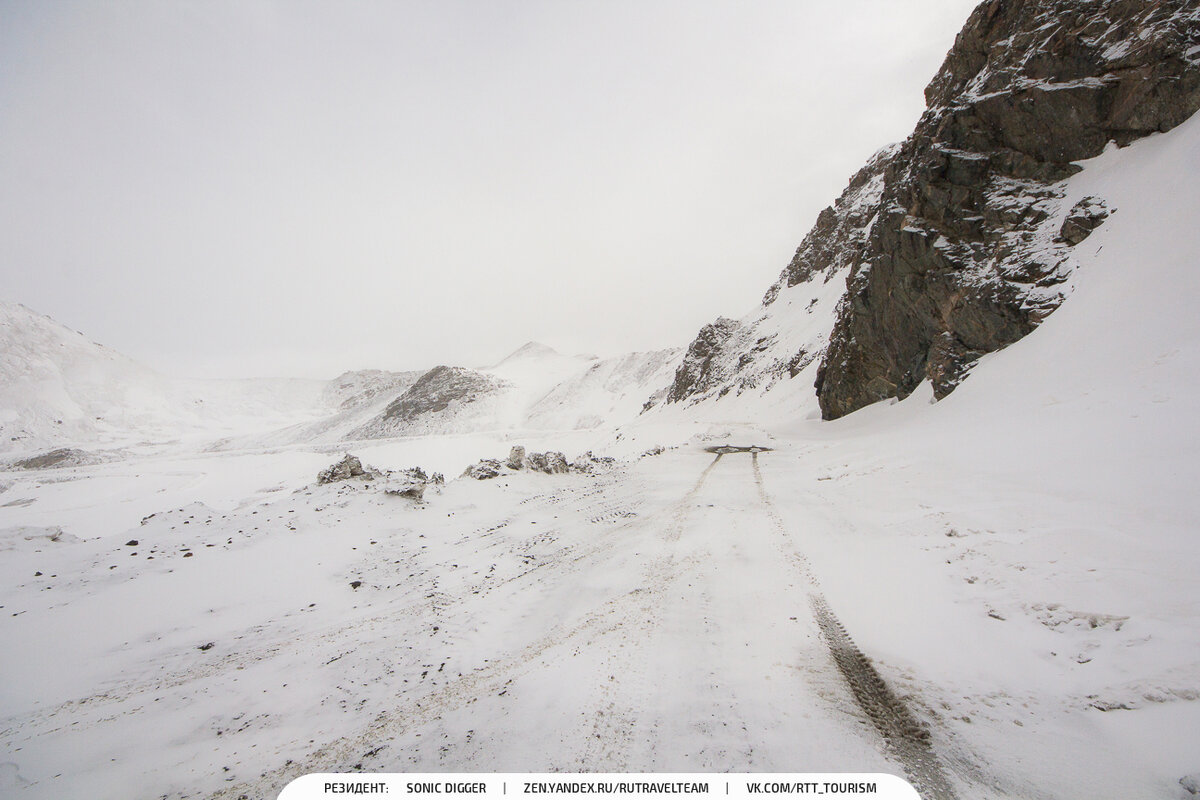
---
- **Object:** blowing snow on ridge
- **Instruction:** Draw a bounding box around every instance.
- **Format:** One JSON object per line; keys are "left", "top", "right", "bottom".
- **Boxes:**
{"left": 2, "top": 2, "right": 1199, "bottom": 800}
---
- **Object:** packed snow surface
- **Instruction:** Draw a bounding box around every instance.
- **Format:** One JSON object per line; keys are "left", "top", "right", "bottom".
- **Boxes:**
{"left": 2, "top": 110, "right": 1200, "bottom": 800}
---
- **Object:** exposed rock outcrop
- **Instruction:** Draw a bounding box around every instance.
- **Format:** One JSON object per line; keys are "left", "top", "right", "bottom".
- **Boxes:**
{"left": 384, "top": 481, "right": 426, "bottom": 501}
{"left": 462, "top": 459, "right": 505, "bottom": 480}
{"left": 463, "top": 448, "right": 580, "bottom": 479}
{"left": 349, "top": 365, "right": 505, "bottom": 438}
{"left": 654, "top": 144, "right": 896, "bottom": 409}
{"left": 381, "top": 366, "right": 501, "bottom": 422}
{"left": 527, "top": 451, "right": 569, "bottom": 474}
{"left": 817, "top": 0, "right": 1200, "bottom": 418}
{"left": 662, "top": 0, "right": 1200, "bottom": 419}
{"left": 9, "top": 447, "right": 105, "bottom": 470}
{"left": 497, "top": 445, "right": 571, "bottom": 474}
{"left": 666, "top": 318, "right": 743, "bottom": 403}
{"left": 317, "top": 454, "right": 376, "bottom": 484}
{"left": 317, "top": 454, "right": 439, "bottom": 500}
{"left": 763, "top": 144, "right": 902, "bottom": 304}
{"left": 571, "top": 451, "right": 616, "bottom": 473}
{"left": 382, "top": 466, "right": 442, "bottom": 500}
{"left": 1058, "top": 196, "right": 1110, "bottom": 244}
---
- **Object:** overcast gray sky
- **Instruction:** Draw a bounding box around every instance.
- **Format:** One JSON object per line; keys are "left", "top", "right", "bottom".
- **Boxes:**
{"left": 0, "top": 0, "right": 979, "bottom": 378}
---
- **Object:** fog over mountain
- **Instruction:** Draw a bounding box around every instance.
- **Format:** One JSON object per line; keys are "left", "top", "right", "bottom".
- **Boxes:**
{"left": 0, "top": 0, "right": 978, "bottom": 378}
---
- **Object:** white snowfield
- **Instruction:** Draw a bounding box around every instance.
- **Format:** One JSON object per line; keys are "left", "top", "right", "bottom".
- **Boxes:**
{"left": 0, "top": 300, "right": 334, "bottom": 456}
{"left": 2, "top": 114, "right": 1199, "bottom": 799}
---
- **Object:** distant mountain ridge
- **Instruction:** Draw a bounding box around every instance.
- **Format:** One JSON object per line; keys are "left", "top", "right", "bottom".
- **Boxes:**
{"left": 322, "top": 343, "right": 682, "bottom": 441}
{"left": 0, "top": 304, "right": 683, "bottom": 455}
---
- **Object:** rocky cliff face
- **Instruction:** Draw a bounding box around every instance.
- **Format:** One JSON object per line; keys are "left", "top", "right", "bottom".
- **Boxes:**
{"left": 645, "top": 143, "right": 895, "bottom": 412}
{"left": 664, "top": 0, "right": 1200, "bottom": 419}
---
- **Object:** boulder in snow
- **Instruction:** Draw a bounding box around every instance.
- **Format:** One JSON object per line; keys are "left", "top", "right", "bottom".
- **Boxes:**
{"left": 544, "top": 451, "right": 569, "bottom": 474}
{"left": 317, "top": 454, "right": 376, "bottom": 484}
{"left": 571, "top": 451, "right": 616, "bottom": 473}
{"left": 384, "top": 481, "right": 426, "bottom": 501}
{"left": 525, "top": 451, "right": 569, "bottom": 474}
{"left": 507, "top": 445, "right": 526, "bottom": 470}
{"left": 462, "top": 459, "right": 504, "bottom": 480}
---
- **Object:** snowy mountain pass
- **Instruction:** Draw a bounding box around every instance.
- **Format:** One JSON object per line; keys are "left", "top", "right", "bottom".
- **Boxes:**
{"left": 2, "top": 443, "right": 989, "bottom": 800}
{"left": 9, "top": 102, "right": 1200, "bottom": 796}
{"left": 2, "top": 405, "right": 1197, "bottom": 800}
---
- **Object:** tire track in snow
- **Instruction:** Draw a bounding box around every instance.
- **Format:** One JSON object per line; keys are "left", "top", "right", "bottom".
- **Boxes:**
{"left": 213, "top": 460, "right": 725, "bottom": 795}
{"left": 663, "top": 453, "right": 723, "bottom": 544}
{"left": 577, "top": 452, "right": 725, "bottom": 768}
{"left": 750, "top": 451, "right": 961, "bottom": 800}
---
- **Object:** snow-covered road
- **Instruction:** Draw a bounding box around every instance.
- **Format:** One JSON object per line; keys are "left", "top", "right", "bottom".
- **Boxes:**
{"left": 2, "top": 429, "right": 1197, "bottom": 799}
{"left": 1, "top": 446, "right": 964, "bottom": 799}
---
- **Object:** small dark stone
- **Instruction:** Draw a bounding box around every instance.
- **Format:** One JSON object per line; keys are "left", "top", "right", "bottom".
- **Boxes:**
{"left": 350, "top": 580, "right": 362, "bottom": 590}
{"left": 125, "top": 539, "right": 138, "bottom": 547}
{"left": 198, "top": 642, "right": 215, "bottom": 651}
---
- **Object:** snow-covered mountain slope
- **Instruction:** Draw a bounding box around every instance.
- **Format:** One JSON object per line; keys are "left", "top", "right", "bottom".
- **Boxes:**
{"left": 335, "top": 343, "right": 591, "bottom": 440}
{"left": 227, "top": 344, "right": 681, "bottom": 448}
{"left": 641, "top": 147, "right": 894, "bottom": 421}
{"left": 373, "top": 345, "right": 690, "bottom": 437}
{"left": 349, "top": 365, "right": 511, "bottom": 439}
{"left": 524, "top": 348, "right": 683, "bottom": 430}
{"left": 4, "top": 4, "right": 1198, "bottom": 798}
{"left": 0, "top": 301, "right": 177, "bottom": 452}
{"left": 322, "top": 369, "right": 424, "bottom": 410}
{"left": 0, "top": 301, "right": 333, "bottom": 456}
{"left": 203, "top": 371, "right": 434, "bottom": 452}
{"left": 348, "top": 344, "right": 678, "bottom": 438}
{"left": 752, "top": 105, "right": 1200, "bottom": 800}
{"left": 474, "top": 342, "right": 603, "bottom": 431}
{"left": 659, "top": 0, "right": 1200, "bottom": 421}
{"left": 3, "top": 115, "right": 1197, "bottom": 800}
